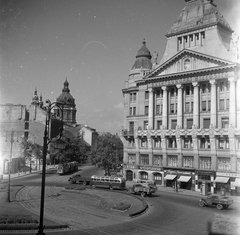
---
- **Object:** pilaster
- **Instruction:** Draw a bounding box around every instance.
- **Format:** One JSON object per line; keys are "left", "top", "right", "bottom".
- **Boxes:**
{"left": 192, "top": 82, "right": 199, "bottom": 128}
{"left": 209, "top": 80, "right": 217, "bottom": 127}
{"left": 176, "top": 84, "right": 183, "bottom": 128}
{"left": 228, "top": 77, "right": 237, "bottom": 127}
{"left": 162, "top": 86, "right": 168, "bottom": 128}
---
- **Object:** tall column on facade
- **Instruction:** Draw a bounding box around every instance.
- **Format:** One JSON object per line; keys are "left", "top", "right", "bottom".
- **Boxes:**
{"left": 192, "top": 82, "right": 199, "bottom": 128}
{"left": 148, "top": 88, "right": 154, "bottom": 130}
{"left": 236, "top": 78, "right": 240, "bottom": 128}
{"left": 210, "top": 80, "right": 217, "bottom": 127}
{"left": 162, "top": 86, "right": 168, "bottom": 128}
{"left": 176, "top": 84, "right": 183, "bottom": 128}
{"left": 228, "top": 77, "right": 237, "bottom": 127}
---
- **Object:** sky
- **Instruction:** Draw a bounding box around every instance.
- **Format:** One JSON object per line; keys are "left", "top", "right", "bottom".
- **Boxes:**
{"left": 1, "top": 0, "right": 240, "bottom": 134}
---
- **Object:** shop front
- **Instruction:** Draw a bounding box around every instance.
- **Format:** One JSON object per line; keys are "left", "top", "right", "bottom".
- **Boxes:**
{"left": 138, "top": 166, "right": 163, "bottom": 185}
{"left": 195, "top": 170, "right": 215, "bottom": 194}
{"left": 163, "top": 167, "right": 195, "bottom": 190}
{"left": 215, "top": 172, "right": 240, "bottom": 196}
{"left": 124, "top": 164, "right": 138, "bottom": 181}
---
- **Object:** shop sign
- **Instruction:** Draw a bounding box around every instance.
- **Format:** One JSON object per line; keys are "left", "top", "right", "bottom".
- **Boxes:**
{"left": 165, "top": 170, "right": 192, "bottom": 175}
{"left": 126, "top": 164, "right": 138, "bottom": 169}
{"left": 217, "top": 172, "right": 240, "bottom": 178}
{"left": 139, "top": 165, "right": 162, "bottom": 171}
{"left": 196, "top": 170, "right": 214, "bottom": 175}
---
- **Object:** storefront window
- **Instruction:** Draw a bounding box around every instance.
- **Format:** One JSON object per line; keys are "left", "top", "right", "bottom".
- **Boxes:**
{"left": 168, "top": 155, "right": 178, "bottom": 167}
{"left": 140, "top": 155, "right": 149, "bottom": 165}
{"left": 140, "top": 172, "right": 148, "bottom": 180}
{"left": 183, "top": 156, "right": 194, "bottom": 168}
{"left": 217, "top": 158, "right": 231, "bottom": 171}
{"left": 153, "top": 155, "right": 162, "bottom": 166}
{"left": 200, "top": 157, "right": 211, "bottom": 170}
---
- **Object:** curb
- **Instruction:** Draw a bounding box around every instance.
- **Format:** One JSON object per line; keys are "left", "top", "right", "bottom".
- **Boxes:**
{"left": 0, "top": 224, "right": 69, "bottom": 231}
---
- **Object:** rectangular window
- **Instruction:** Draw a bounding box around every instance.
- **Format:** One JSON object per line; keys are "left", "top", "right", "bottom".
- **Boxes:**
{"left": 187, "top": 119, "right": 193, "bottom": 129}
{"left": 153, "top": 155, "right": 162, "bottom": 166}
{"left": 156, "top": 105, "right": 160, "bottom": 115}
{"left": 133, "top": 107, "right": 136, "bottom": 115}
{"left": 140, "top": 155, "right": 149, "bottom": 165}
{"left": 130, "top": 94, "right": 132, "bottom": 101}
{"left": 217, "top": 158, "right": 231, "bottom": 171}
{"left": 156, "top": 89, "right": 161, "bottom": 98}
{"left": 221, "top": 118, "right": 229, "bottom": 128}
{"left": 145, "top": 91, "right": 149, "bottom": 100}
{"left": 219, "top": 99, "right": 224, "bottom": 110}
{"left": 171, "top": 120, "right": 177, "bottom": 129}
{"left": 129, "top": 107, "right": 132, "bottom": 116}
{"left": 219, "top": 82, "right": 224, "bottom": 91}
{"left": 183, "top": 156, "right": 194, "bottom": 168}
{"left": 202, "top": 84, "right": 207, "bottom": 93}
{"left": 226, "top": 99, "right": 229, "bottom": 110}
{"left": 133, "top": 93, "right": 136, "bottom": 101}
{"left": 168, "top": 137, "right": 177, "bottom": 148}
{"left": 203, "top": 118, "right": 210, "bottom": 129}
{"left": 145, "top": 106, "right": 149, "bottom": 115}
{"left": 168, "top": 155, "right": 177, "bottom": 167}
{"left": 202, "top": 101, "right": 206, "bottom": 111}
{"left": 200, "top": 157, "right": 211, "bottom": 170}
{"left": 186, "top": 86, "right": 190, "bottom": 95}
{"left": 208, "top": 100, "right": 211, "bottom": 111}
{"left": 157, "top": 120, "right": 162, "bottom": 129}
{"left": 144, "top": 121, "right": 148, "bottom": 130}
{"left": 170, "top": 104, "right": 175, "bottom": 113}
{"left": 25, "top": 122, "right": 29, "bottom": 130}
{"left": 185, "top": 102, "right": 190, "bottom": 112}
{"left": 170, "top": 88, "right": 175, "bottom": 97}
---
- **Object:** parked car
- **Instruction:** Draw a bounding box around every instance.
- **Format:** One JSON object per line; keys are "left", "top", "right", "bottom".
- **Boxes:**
{"left": 198, "top": 194, "right": 234, "bottom": 210}
{"left": 128, "top": 181, "right": 157, "bottom": 197}
{"left": 68, "top": 174, "right": 91, "bottom": 185}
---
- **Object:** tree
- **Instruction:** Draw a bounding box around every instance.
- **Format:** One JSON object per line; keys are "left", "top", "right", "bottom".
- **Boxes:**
{"left": 20, "top": 138, "right": 43, "bottom": 172}
{"left": 89, "top": 133, "right": 123, "bottom": 176}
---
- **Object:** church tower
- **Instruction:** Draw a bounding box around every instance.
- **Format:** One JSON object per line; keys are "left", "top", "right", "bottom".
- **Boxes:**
{"left": 55, "top": 78, "right": 77, "bottom": 125}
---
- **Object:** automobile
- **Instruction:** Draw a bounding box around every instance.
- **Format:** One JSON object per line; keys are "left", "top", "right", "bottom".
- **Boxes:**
{"left": 68, "top": 174, "right": 91, "bottom": 185}
{"left": 198, "top": 194, "right": 234, "bottom": 210}
{"left": 127, "top": 181, "right": 157, "bottom": 197}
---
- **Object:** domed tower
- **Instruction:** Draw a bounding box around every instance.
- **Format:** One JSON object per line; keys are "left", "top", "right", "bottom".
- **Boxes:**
{"left": 31, "top": 88, "right": 39, "bottom": 106}
{"left": 127, "top": 39, "right": 152, "bottom": 89}
{"left": 55, "top": 78, "right": 77, "bottom": 125}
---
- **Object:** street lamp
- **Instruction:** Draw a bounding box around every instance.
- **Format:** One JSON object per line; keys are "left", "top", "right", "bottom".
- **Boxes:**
{"left": 5, "top": 130, "right": 18, "bottom": 202}
{"left": 37, "top": 99, "right": 65, "bottom": 235}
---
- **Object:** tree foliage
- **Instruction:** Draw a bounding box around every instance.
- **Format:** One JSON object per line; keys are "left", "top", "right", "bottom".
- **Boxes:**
{"left": 20, "top": 138, "right": 43, "bottom": 172}
{"left": 89, "top": 133, "right": 123, "bottom": 176}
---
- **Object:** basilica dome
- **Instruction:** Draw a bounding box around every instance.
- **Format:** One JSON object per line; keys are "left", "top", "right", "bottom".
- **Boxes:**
{"left": 56, "top": 79, "right": 75, "bottom": 107}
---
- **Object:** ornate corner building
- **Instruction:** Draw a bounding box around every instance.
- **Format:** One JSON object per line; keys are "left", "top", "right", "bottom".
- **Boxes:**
{"left": 120, "top": 0, "right": 240, "bottom": 195}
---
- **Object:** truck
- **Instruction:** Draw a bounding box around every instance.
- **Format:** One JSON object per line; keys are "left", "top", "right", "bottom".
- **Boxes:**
{"left": 127, "top": 181, "right": 158, "bottom": 197}
{"left": 68, "top": 174, "right": 91, "bottom": 185}
{"left": 198, "top": 194, "right": 234, "bottom": 210}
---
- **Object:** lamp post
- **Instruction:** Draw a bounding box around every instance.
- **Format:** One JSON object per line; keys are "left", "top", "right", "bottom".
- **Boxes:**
{"left": 5, "top": 130, "right": 18, "bottom": 202}
{"left": 37, "top": 100, "right": 65, "bottom": 235}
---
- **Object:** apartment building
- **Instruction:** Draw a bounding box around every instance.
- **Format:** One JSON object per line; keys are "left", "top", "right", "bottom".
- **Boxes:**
{"left": 120, "top": 0, "right": 240, "bottom": 195}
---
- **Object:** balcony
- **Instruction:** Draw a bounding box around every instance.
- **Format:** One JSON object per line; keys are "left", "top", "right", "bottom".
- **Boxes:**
{"left": 122, "top": 130, "right": 134, "bottom": 137}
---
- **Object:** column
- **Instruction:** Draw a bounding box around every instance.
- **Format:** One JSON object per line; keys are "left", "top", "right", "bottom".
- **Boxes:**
{"left": 176, "top": 84, "right": 183, "bottom": 128}
{"left": 236, "top": 78, "right": 240, "bottom": 128}
{"left": 228, "top": 77, "right": 237, "bottom": 127}
{"left": 192, "top": 82, "right": 199, "bottom": 128}
{"left": 210, "top": 80, "right": 217, "bottom": 127}
{"left": 148, "top": 88, "right": 154, "bottom": 129}
{"left": 162, "top": 86, "right": 168, "bottom": 128}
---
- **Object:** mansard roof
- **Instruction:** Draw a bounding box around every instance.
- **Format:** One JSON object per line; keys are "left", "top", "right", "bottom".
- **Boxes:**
{"left": 167, "top": 0, "right": 233, "bottom": 37}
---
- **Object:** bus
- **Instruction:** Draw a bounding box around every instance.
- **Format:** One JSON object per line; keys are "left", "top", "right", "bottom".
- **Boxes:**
{"left": 90, "top": 175, "right": 126, "bottom": 190}
{"left": 57, "top": 161, "right": 78, "bottom": 175}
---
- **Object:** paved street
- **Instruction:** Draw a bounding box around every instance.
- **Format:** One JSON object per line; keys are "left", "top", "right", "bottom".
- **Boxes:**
{"left": 0, "top": 165, "right": 240, "bottom": 235}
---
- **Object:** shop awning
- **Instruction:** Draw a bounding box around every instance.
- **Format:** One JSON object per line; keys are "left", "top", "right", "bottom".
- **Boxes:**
{"left": 177, "top": 176, "right": 191, "bottom": 182}
{"left": 233, "top": 178, "right": 240, "bottom": 187}
{"left": 164, "top": 174, "right": 177, "bottom": 180}
{"left": 214, "top": 177, "right": 229, "bottom": 183}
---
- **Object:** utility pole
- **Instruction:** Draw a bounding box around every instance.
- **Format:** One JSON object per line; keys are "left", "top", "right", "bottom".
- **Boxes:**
{"left": 7, "top": 130, "right": 14, "bottom": 202}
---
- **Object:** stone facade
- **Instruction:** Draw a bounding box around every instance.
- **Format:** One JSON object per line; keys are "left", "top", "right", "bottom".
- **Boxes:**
{"left": 120, "top": 0, "right": 240, "bottom": 196}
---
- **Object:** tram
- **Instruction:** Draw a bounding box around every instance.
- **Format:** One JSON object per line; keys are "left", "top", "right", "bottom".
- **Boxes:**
{"left": 57, "top": 161, "right": 78, "bottom": 175}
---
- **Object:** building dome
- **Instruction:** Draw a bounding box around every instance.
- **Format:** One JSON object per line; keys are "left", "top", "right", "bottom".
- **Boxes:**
{"left": 131, "top": 39, "right": 152, "bottom": 70}
{"left": 56, "top": 78, "right": 75, "bottom": 107}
